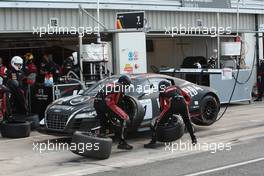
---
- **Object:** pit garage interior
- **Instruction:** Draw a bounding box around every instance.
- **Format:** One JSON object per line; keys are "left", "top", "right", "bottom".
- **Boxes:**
{"left": 146, "top": 36, "right": 218, "bottom": 73}
{"left": 0, "top": 1, "right": 264, "bottom": 107}
{"left": 0, "top": 33, "right": 113, "bottom": 77}
{"left": 146, "top": 34, "right": 256, "bottom": 85}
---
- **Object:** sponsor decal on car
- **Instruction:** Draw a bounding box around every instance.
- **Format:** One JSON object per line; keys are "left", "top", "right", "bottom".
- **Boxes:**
{"left": 182, "top": 85, "right": 204, "bottom": 97}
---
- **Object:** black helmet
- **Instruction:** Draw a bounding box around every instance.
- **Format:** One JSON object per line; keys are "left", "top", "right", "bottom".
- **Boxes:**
{"left": 118, "top": 75, "right": 131, "bottom": 86}
{"left": 158, "top": 80, "right": 171, "bottom": 91}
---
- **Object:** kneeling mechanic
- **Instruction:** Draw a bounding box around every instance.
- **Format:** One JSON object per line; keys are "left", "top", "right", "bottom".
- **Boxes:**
{"left": 94, "top": 75, "right": 133, "bottom": 150}
{"left": 144, "top": 81, "right": 197, "bottom": 148}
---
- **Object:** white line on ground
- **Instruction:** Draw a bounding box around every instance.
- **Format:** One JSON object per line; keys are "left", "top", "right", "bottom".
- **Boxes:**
{"left": 184, "top": 157, "right": 264, "bottom": 176}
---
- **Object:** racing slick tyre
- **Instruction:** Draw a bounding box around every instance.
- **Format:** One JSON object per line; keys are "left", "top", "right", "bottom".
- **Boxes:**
{"left": 119, "top": 96, "right": 145, "bottom": 132}
{"left": 70, "top": 131, "right": 112, "bottom": 160}
{"left": 25, "top": 114, "right": 40, "bottom": 130}
{"left": 156, "top": 115, "right": 185, "bottom": 142}
{"left": 0, "top": 121, "right": 31, "bottom": 138}
{"left": 192, "top": 95, "right": 219, "bottom": 126}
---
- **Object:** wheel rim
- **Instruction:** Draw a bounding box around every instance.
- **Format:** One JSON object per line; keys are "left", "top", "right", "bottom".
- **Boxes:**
{"left": 202, "top": 100, "right": 218, "bottom": 120}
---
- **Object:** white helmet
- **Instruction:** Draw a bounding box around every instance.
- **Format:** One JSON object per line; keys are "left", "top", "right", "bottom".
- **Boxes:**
{"left": 11, "top": 56, "right": 23, "bottom": 71}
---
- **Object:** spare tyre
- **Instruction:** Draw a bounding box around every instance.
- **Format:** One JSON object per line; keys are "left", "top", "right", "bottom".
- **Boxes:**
{"left": 156, "top": 115, "right": 185, "bottom": 142}
{"left": 0, "top": 121, "right": 31, "bottom": 138}
{"left": 118, "top": 96, "right": 145, "bottom": 132}
{"left": 70, "top": 131, "right": 112, "bottom": 160}
{"left": 192, "top": 95, "right": 219, "bottom": 126}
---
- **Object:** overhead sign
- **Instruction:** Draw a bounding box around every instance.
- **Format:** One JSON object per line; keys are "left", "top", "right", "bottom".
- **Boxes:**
{"left": 182, "top": 0, "right": 230, "bottom": 8}
{"left": 116, "top": 11, "right": 144, "bottom": 30}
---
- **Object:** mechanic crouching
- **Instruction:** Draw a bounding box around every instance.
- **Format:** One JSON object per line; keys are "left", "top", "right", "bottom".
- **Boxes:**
{"left": 7, "top": 56, "right": 28, "bottom": 115}
{"left": 94, "top": 75, "right": 133, "bottom": 150}
{"left": 144, "top": 81, "right": 197, "bottom": 148}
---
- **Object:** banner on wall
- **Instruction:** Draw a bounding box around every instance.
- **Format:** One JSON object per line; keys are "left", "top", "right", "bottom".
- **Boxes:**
{"left": 115, "top": 32, "right": 147, "bottom": 74}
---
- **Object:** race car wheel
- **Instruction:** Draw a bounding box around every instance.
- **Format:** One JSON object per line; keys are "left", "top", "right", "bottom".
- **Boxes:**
{"left": 70, "top": 131, "right": 112, "bottom": 160}
{"left": 156, "top": 115, "right": 185, "bottom": 142}
{"left": 119, "top": 96, "right": 145, "bottom": 132}
{"left": 0, "top": 121, "right": 31, "bottom": 138}
{"left": 25, "top": 114, "right": 40, "bottom": 130}
{"left": 192, "top": 95, "right": 219, "bottom": 126}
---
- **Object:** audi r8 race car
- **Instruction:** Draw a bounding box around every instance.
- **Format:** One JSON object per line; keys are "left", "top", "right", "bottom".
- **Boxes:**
{"left": 44, "top": 74, "right": 220, "bottom": 133}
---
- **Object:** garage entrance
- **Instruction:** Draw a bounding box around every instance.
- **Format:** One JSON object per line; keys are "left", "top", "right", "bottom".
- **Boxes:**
{"left": 146, "top": 36, "right": 218, "bottom": 73}
{"left": 0, "top": 33, "right": 113, "bottom": 119}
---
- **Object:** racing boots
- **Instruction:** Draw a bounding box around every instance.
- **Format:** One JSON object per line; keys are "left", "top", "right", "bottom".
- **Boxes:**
{"left": 144, "top": 131, "right": 158, "bottom": 149}
{"left": 117, "top": 140, "right": 133, "bottom": 150}
{"left": 144, "top": 139, "right": 158, "bottom": 149}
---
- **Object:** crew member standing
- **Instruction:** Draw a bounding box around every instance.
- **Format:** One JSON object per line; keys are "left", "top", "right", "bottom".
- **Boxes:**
{"left": 7, "top": 56, "right": 28, "bottom": 114}
{"left": 61, "top": 55, "right": 74, "bottom": 76}
{"left": 39, "top": 53, "right": 60, "bottom": 84}
{"left": 24, "top": 53, "right": 37, "bottom": 85}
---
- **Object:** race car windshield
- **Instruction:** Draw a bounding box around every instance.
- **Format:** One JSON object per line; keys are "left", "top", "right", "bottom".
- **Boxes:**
{"left": 82, "top": 77, "right": 118, "bottom": 96}
{"left": 81, "top": 76, "right": 145, "bottom": 96}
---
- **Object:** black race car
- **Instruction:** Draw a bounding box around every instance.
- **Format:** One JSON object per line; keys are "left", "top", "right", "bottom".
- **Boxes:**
{"left": 44, "top": 74, "right": 220, "bottom": 133}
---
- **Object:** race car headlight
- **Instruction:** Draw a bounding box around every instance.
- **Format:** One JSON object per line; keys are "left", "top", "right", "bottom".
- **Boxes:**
{"left": 75, "top": 111, "right": 97, "bottom": 119}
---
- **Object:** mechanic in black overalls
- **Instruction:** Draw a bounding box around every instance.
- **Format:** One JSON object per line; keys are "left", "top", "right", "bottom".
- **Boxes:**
{"left": 255, "top": 59, "right": 264, "bottom": 101}
{"left": 7, "top": 56, "right": 28, "bottom": 114}
{"left": 61, "top": 56, "right": 74, "bottom": 76}
{"left": 94, "top": 75, "right": 133, "bottom": 150}
{"left": 144, "top": 81, "right": 197, "bottom": 148}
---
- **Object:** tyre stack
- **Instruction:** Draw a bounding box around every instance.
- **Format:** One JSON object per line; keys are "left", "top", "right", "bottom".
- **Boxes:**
{"left": 0, "top": 114, "right": 40, "bottom": 138}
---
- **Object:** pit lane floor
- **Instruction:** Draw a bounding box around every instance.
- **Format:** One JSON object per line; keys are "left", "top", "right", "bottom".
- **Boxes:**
{"left": 0, "top": 101, "right": 264, "bottom": 176}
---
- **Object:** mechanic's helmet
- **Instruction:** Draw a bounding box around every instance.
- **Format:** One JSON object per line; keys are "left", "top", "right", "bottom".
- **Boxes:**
{"left": 158, "top": 80, "right": 171, "bottom": 92}
{"left": 24, "top": 52, "right": 34, "bottom": 62}
{"left": 64, "top": 56, "right": 74, "bottom": 69}
{"left": 11, "top": 56, "right": 23, "bottom": 71}
{"left": 118, "top": 75, "right": 131, "bottom": 86}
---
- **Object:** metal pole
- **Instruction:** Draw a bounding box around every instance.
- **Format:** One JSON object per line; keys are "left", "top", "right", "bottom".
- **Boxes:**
{"left": 236, "top": 0, "right": 241, "bottom": 69}
{"left": 79, "top": 5, "right": 107, "bottom": 30}
{"left": 78, "top": 5, "right": 84, "bottom": 82}
{"left": 79, "top": 34, "right": 83, "bottom": 82}
{"left": 217, "top": 12, "right": 220, "bottom": 68}
{"left": 97, "top": 0, "right": 101, "bottom": 43}
{"left": 236, "top": 0, "right": 241, "bottom": 36}
{"left": 255, "top": 14, "right": 260, "bottom": 94}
